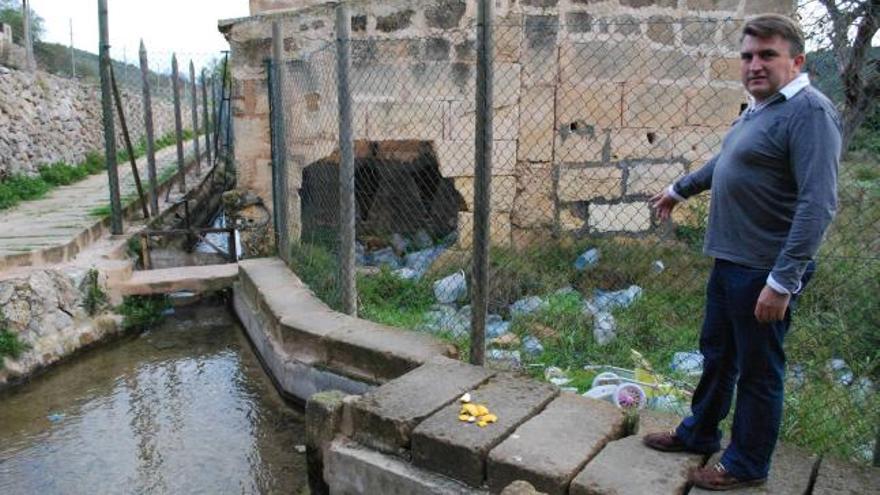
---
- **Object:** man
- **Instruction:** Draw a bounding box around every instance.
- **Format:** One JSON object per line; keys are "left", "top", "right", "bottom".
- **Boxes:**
{"left": 644, "top": 14, "right": 840, "bottom": 491}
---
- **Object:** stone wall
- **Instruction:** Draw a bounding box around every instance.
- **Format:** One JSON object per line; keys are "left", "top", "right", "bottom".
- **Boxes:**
{"left": 0, "top": 23, "right": 26, "bottom": 70}
{"left": 222, "top": 0, "right": 795, "bottom": 248}
{"left": 0, "top": 268, "right": 122, "bottom": 388}
{"left": 0, "top": 66, "right": 180, "bottom": 179}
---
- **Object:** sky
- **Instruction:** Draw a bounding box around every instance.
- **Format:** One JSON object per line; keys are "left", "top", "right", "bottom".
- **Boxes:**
{"left": 32, "top": 0, "right": 250, "bottom": 72}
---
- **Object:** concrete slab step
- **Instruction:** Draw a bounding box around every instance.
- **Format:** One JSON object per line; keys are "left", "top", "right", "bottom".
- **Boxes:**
{"left": 411, "top": 373, "right": 559, "bottom": 487}
{"left": 812, "top": 457, "right": 879, "bottom": 494}
{"left": 690, "top": 443, "right": 817, "bottom": 495}
{"left": 487, "top": 394, "right": 626, "bottom": 495}
{"left": 117, "top": 263, "right": 238, "bottom": 296}
{"left": 325, "top": 439, "right": 488, "bottom": 495}
{"left": 350, "top": 356, "right": 496, "bottom": 455}
{"left": 570, "top": 435, "right": 705, "bottom": 495}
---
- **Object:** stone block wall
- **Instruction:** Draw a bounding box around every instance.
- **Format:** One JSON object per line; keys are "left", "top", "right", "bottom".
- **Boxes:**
{"left": 0, "top": 67, "right": 182, "bottom": 179}
{"left": 222, "top": 0, "right": 794, "bottom": 248}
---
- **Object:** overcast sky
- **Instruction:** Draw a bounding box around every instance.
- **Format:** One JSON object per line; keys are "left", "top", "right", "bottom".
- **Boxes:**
{"left": 32, "top": 0, "right": 250, "bottom": 72}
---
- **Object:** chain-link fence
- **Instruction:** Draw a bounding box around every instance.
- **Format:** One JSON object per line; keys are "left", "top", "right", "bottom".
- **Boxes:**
{"left": 268, "top": 9, "right": 878, "bottom": 466}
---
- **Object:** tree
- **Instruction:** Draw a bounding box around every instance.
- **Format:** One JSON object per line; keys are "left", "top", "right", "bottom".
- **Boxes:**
{"left": 0, "top": 0, "right": 44, "bottom": 44}
{"left": 799, "top": 0, "right": 879, "bottom": 151}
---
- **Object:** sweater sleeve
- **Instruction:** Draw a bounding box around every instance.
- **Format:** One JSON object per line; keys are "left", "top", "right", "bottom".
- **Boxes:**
{"left": 673, "top": 154, "right": 718, "bottom": 199}
{"left": 770, "top": 102, "right": 840, "bottom": 292}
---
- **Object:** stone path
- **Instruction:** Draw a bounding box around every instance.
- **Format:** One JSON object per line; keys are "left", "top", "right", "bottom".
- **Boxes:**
{"left": 320, "top": 357, "right": 876, "bottom": 494}
{"left": 0, "top": 141, "right": 201, "bottom": 267}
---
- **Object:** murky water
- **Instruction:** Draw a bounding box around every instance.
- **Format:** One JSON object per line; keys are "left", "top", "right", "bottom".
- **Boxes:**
{"left": 0, "top": 302, "right": 307, "bottom": 495}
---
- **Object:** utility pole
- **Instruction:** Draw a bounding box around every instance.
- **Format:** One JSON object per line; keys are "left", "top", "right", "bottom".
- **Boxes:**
{"left": 22, "top": 0, "right": 35, "bottom": 71}
{"left": 69, "top": 18, "right": 76, "bottom": 78}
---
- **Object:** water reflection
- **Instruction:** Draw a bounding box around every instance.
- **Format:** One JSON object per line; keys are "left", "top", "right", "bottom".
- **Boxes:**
{"left": 0, "top": 302, "right": 306, "bottom": 494}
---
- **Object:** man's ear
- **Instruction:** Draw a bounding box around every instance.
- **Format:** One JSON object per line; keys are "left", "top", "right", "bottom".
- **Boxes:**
{"left": 793, "top": 52, "right": 806, "bottom": 71}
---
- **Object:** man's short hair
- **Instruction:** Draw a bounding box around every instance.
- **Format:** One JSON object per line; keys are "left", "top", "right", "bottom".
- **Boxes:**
{"left": 741, "top": 14, "right": 805, "bottom": 56}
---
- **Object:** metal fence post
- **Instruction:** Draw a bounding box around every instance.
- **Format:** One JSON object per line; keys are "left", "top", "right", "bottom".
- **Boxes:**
{"left": 335, "top": 3, "right": 357, "bottom": 316}
{"left": 470, "top": 0, "right": 494, "bottom": 366}
{"left": 189, "top": 60, "right": 201, "bottom": 174}
{"left": 98, "top": 0, "right": 122, "bottom": 234}
{"left": 22, "top": 0, "right": 35, "bottom": 71}
{"left": 266, "top": 57, "right": 281, "bottom": 251}
{"left": 139, "top": 40, "right": 159, "bottom": 216}
{"left": 272, "top": 21, "right": 290, "bottom": 263}
{"left": 171, "top": 54, "right": 186, "bottom": 193}
{"left": 201, "top": 69, "right": 213, "bottom": 168}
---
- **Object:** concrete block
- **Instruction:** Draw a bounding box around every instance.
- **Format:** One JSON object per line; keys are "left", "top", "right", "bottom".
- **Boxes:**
{"left": 306, "top": 390, "right": 348, "bottom": 495}
{"left": 518, "top": 85, "right": 556, "bottom": 162}
{"left": 686, "top": 87, "right": 747, "bottom": 127}
{"left": 557, "top": 82, "right": 623, "bottom": 131}
{"left": 560, "top": 41, "right": 648, "bottom": 84}
{"left": 454, "top": 176, "right": 517, "bottom": 212}
{"left": 610, "top": 128, "right": 673, "bottom": 161}
{"left": 512, "top": 164, "right": 555, "bottom": 228}
{"left": 687, "top": 0, "right": 741, "bottom": 11}
{"left": 456, "top": 211, "right": 513, "bottom": 249}
{"left": 487, "top": 395, "right": 626, "bottom": 494}
{"left": 711, "top": 57, "right": 741, "bottom": 81}
{"left": 623, "top": 84, "right": 687, "bottom": 128}
{"left": 692, "top": 444, "right": 818, "bottom": 495}
{"left": 558, "top": 166, "right": 623, "bottom": 203}
{"left": 350, "top": 356, "right": 495, "bottom": 454}
{"left": 589, "top": 202, "right": 652, "bottom": 233}
{"left": 570, "top": 436, "right": 705, "bottom": 495}
{"left": 555, "top": 127, "right": 605, "bottom": 163}
{"left": 646, "top": 15, "right": 676, "bottom": 45}
{"left": 367, "top": 101, "right": 446, "bottom": 141}
{"left": 743, "top": 0, "right": 796, "bottom": 15}
{"left": 495, "top": 23, "right": 523, "bottom": 63}
{"left": 559, "top": 206, "right": 585, "bottom": 231}
{"left": 325, "top": 440, "right": 485, "bottom": 495}
{"left": 411, "top": 373, "right": 559, "bottom": 487}
{"left": 522, "top": 15, "right": 559, "bottom": 87}
{"left": 673, "top": 126, "right": 726, "bottom": 163}
{"left": 447, "top": 100, "right": 519, "bottom": 141}
{"left": 436, "top": 139, "right": 517, "bottom": 177}
{"left": 682, "top": 17, "right": 718, "bottom": 47}
{"left": 626, "top": 163, "right": 687, "bottom": 196}
{"left": 812, "top": 456, "right": 880, "bottom": 495}
{"left": 636, "top": 409, "right": 682, "bottom": 437}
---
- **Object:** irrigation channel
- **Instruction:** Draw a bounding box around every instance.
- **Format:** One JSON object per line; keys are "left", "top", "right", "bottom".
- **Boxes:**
{"left": 0, "top": 299, "right": 308, "bottom": 494}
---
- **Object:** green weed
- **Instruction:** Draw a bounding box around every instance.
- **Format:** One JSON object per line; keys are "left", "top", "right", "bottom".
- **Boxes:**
{"left": 38, "top": 161, "right": 90, "bottom": 186}
{"left": 82, "top": 269, "right": 108, "bottom": 316}
{"left": 117, "top": 295, "right": 170, "bottom": 331}
{"left": 357, "top": 268, "right": 434, "bottom": 329}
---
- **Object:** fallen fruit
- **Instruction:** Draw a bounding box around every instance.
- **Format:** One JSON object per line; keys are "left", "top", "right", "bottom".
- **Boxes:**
{"left": 460, "top": 393, "right": 472, "bottom": 403}
{"left": 476, "top": 404, "right": 489, "bottom": 416}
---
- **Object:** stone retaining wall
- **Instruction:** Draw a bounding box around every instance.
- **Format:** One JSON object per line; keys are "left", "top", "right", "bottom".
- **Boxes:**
{"left": 222, "top": 0, "right": 794, "bottom": 248}
{"left": 0, "top": 66, "right": 180, "bottom": 179}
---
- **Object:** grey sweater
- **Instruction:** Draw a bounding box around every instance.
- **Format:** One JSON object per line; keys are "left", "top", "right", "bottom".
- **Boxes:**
{"left": 673, "top": 85, "right": 840, "bottom": 293}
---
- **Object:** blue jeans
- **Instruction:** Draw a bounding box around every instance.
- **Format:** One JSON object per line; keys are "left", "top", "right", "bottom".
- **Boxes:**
{"left": 675, "top": 259, "right": 815, "bottom": 480}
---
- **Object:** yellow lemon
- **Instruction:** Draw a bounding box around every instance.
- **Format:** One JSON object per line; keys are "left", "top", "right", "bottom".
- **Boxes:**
{"left": 475, "top": 404, "right": 489, "bottom": 416}
{"left": 481, "top": 413, "right": 498, "bottom": 423}
{"left": 461, "top": 404, "right": 479, "bottom": 416}
{"left": 458, "top": 414, "right": 471, "bottom": 422}
{"left": 477, "top": 420, "right": 489, "bottom": 427}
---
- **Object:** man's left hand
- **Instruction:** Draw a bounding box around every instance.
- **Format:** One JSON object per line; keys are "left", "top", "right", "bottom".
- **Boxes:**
{"left": 754, "top": 285, "right": 791, "bottom": 323}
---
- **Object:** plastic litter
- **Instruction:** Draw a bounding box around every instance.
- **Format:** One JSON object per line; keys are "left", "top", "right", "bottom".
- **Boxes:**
{"left": 522, "top": 335, "right": 544, "bottom": 356}
{"left": 591, "top": 371, "right": 622, "bottom": 388}
{"left": 294, "top": 445, "right": 306, "bottom": 454}
{"left": 592, "top": 312, "right": 617, "bottom": 346}
{"left": 614, "top": 383, "right": 647, "bottom": 409}
{"left": 390, "top": 233, "right": 410, "bottom": 255}
{"left": 370, "top": 247, "right": 401, "bottom": 269}
{"left": 670, "top": 351, "right": 704, "bottom": 376}
{"left": 434, "top": 271, "right": 467, "bottom": 304}
{"left": 827, "top": 358, "right": 854, "bottom": 386}
{"left": 392, "top": 268, "right": 419, "bottom": 280}
{"left": 574, "top": 248, "right": 600, "bottom": 271}
{"left": 404, "top": 246, "right": 445, "bottom": 277}
{"left": 486, "top": 314, "right": 510, "bottom": 339}
{"left": 47, "top": 412, "right": 65, "bottom": 423}
{"left": 592, "top": 285, "right": 643, "bottom": 312}
{"left": 487, "top": 349, "right": 522, "bottom": 369}
{"left": 413, "top": 229, "right": 434, "bottom": 250}
{"left": 509, "top": 296, "right": 548, "bottom": 318}
{"left": 652, "top": 260, "right": 666, "bottom": 273}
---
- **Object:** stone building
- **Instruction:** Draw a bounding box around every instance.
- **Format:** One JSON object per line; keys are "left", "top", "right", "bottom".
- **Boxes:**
{"left": 0, "top": 22, "right": 27, "bottom": 69}
{"left": 220, "top": 0, "right": 793, "bottom": 250}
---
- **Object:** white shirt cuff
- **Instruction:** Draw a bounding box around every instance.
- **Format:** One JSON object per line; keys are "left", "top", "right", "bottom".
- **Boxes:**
{"left": 667, "top": 184, "right": 686, "bottom": 202}
{"left": 767, "top": 273, "right": 801, "bottom": 295}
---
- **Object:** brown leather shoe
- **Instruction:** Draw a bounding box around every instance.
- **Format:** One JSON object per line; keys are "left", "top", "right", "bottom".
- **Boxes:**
{"left": 642, "top": 430, "right": 687, "bottom": 452}
{"left": 689, "top": 462, "right": 767, "bottom": 491}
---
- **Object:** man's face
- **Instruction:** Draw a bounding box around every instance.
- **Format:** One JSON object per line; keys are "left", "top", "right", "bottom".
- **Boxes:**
{"left": 740, "top": 34, "right": 805, "bottom": 102}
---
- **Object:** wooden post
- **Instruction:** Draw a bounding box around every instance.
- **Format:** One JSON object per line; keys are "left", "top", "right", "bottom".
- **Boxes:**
{"left": 98, "top": 0, "right": 122, "bottom": 234}
{"left": 110, "top": 64, "right": 150, "bottom": 219}
{"left": 201, "top": 69, "right": 213, "bottom": 167}
{"left": 69, "top": 18, "right": 76, "bottom": 78}
{"left": 335, "top": 4, "right": 356, "bottom": 316}
{"left": 22, "top": 0, "right": 35, "bottom": 71}
{"left": 171, "top": 54, "right": 186, "bottom": 193}
{"left": 189, "top": 60, "right": 201, "bottom": 174}
{"left": 139, "top": 40, "right": 159, "bottom": 216}
{"left": 470, "top": 0, "right": 494, "bottom": 366}
{"left": 140, "top": 235, "right": 151, "bottom": 269}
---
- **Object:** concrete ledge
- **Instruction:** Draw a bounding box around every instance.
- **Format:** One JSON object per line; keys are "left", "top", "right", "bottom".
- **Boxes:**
{"left": 234, "top": 257, "right": 457, "bottom": 402}
{"left": 325, "top": 439, "right": 487, "bottom": 495}
{"left": 812, "top": 456, "right": 879, "bottom": 494}
{"left": 117, "top": 263, "right": 239, "bottom": 296}
{"left": 691, "top": 444, "right": 818, "bottom": 495}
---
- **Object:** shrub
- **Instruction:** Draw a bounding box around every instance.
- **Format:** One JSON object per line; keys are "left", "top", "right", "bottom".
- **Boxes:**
{"left": 117, "top": 295, "right": 170, "bottom": 331}
{"left": 38, "top": 161, "right": 89, "bottom": 186}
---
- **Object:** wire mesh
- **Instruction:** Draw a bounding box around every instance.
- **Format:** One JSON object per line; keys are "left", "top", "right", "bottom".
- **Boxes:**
{"left": 271, "top": 11, "right": 878, "bottom": 465}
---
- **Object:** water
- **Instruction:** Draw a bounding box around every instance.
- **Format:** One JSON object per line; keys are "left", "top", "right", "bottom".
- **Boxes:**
{"left": 0, "top": 302, "right": 307, "bottom": 495}
{"left": 195, "top": 210, "right": 242, "bottom": 260}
